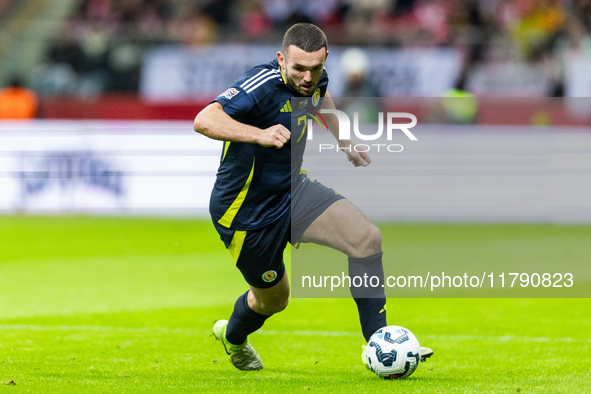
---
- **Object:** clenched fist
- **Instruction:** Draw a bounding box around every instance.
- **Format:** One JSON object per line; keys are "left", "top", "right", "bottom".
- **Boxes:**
{"left": 257, "top": 125, "right": 291, "bottom": 148}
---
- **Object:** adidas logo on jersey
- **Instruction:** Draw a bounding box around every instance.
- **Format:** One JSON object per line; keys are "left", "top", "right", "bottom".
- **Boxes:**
{"left": 279, "top": 100, "right": 292, "bottom": 113}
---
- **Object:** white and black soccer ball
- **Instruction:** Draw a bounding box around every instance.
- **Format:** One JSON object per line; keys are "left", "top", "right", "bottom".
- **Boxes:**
{"left": 366, "top": 325, "right": 421, "bottom": 379}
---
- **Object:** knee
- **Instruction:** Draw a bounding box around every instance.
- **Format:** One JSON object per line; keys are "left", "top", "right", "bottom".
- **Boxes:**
{"left": 271, "top": 296, "right": 289, "bottom": 314}
{"left": 363, "top": 224, "right": 382, "bottom": 255}
{"left": 249, "top": 284, "right": 290, "bottom": 315}
{"left": 258, "top": 296, "right": 289, "bottom": 315}
{"left": 350, "top": 224, "right": 382, "bottom": 257}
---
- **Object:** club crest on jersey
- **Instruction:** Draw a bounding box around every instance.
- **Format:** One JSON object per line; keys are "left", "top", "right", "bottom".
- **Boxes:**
{"left": 262, "top": 270, "right": 277, "bottom": 283}
{"left": 219, "top": 88, "right": 239, "bottom": 100}
{"left": 312, "top": 88, "right": 321, "bottom": 107}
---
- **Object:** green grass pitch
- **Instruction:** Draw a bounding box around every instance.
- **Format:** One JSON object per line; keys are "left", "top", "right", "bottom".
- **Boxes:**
{"left": 0, "top": 217, "right": 589, "bottom": 393}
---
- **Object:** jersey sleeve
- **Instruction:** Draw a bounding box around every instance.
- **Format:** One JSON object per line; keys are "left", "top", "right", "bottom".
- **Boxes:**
{"left": 212, "top": 67, "right": 281, "bottom": 120}
{"left": 213, "top": 86, "right": 255, "bottom": 119}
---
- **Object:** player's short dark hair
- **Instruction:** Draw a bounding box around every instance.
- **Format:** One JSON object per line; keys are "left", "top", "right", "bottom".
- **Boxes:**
{"left": 282, "top": 23, "right": 328, "bottom": 56}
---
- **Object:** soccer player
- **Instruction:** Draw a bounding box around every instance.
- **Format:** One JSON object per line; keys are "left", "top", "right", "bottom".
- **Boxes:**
{"left": 193, "top": 23, "right": 432, "bottom": 371}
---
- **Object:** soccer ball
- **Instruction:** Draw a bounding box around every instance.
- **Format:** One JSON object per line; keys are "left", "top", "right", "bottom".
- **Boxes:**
{"left": 366, "top": 325, "right": 421, "bottom": 379}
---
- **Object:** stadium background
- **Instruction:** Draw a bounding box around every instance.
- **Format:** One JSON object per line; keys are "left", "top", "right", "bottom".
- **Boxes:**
{"left": 0, "top": 0, "right": 590, "bottom": 392}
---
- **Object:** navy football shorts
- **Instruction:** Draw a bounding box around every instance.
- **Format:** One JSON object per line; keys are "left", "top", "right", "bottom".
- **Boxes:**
{"left": 213, "top": 172, "right": 344, "bottom": 289}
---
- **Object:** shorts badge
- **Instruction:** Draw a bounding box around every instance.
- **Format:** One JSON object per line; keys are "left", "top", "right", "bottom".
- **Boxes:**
{"left": 262, "top": 270, "right": 277, "bottom": 283}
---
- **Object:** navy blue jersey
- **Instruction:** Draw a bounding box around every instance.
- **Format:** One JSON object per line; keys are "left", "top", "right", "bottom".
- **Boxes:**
{"left": 210, "top": 58, "right": 329, "bottom": 230}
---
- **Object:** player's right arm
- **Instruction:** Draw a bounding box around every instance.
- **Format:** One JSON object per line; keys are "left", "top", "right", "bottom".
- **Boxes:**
{"left": 194, "top": 102, "right": 290, "bottom": 149}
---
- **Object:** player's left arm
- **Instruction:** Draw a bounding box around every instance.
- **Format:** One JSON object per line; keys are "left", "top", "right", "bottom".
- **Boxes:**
{"left": 322, "top": 92, "right": 370, "bottom": 167}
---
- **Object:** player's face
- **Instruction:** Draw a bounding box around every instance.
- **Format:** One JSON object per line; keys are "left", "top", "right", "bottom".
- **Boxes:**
{"left": 278, "top": 46, "right": 328, "bottom": 96}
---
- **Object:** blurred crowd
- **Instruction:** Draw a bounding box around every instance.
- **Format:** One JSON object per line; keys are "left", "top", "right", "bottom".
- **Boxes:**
{"left": 30, "top": 0, "right": 591, "bottom": 96}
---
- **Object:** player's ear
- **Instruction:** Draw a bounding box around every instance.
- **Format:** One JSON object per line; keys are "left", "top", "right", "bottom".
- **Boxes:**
{"left": 277, "top": 51, "right": 285, "bottom": 67}
{"left": 325, "top": 50, "right": 329, "bottom": 62}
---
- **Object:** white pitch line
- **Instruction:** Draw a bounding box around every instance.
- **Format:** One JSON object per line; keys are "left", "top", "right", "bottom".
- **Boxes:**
{"left": 0, "top": 325, "right": 590, "bottom": 344}
{"left": 0, "top": 324, "right": 205, "bottom": 335}
{"left": 420, "top": 334, "right": 591, "bottom": 344}
{"left": 258, "top": 329, "right": 358, "bottom": 337}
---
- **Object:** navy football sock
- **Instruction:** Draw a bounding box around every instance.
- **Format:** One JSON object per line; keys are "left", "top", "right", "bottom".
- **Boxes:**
{"left": 348, "top": 252, "right": 387, "bottom": 342}
{"left": 226, "top": 290, "right": 270, "bottom": 346}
